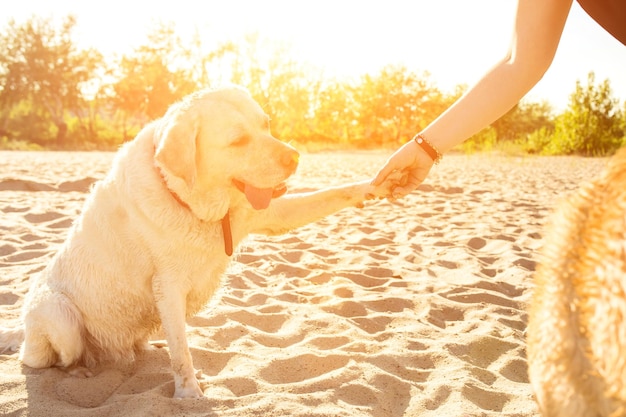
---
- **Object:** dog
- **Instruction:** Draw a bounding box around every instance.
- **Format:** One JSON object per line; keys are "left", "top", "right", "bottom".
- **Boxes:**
{"left": 527, "top": 146, "right": 626, "bottom": 416}
{"left": 0, "top": 86, "right": 401, "bottom": 398}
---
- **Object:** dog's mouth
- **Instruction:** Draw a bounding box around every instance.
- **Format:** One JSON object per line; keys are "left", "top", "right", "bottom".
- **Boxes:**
{"left": 232, "top": 179, "right": 287, "bottom": 210}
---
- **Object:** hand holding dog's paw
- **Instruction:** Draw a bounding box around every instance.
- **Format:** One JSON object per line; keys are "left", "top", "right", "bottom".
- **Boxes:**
{"left": 365, "top": 170, "right": 408, "bottom": 201}
{"left": 356, "top": 170, "right": 407, "bottom": 208}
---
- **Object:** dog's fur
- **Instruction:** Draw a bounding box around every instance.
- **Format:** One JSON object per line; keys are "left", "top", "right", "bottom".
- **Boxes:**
{"left": 527, "top": 146, "right": 626, "bottom": 416}
{"left": 0, "top": 86, "right": 399, "bottom": 398}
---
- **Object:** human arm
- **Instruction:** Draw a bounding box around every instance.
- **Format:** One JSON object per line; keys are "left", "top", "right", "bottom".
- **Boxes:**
{"left": 373, "top": 0, "right": 574, "bottom": 196}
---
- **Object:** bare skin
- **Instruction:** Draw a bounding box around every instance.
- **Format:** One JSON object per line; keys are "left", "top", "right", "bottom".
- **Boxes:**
{"left": 373, "top": 0, "right": 574, "bottom": 197}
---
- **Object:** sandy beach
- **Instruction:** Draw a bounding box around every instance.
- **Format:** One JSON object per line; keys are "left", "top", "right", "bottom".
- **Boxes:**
{"left": 0, "top": 150, "right": 607, "bottom": 417}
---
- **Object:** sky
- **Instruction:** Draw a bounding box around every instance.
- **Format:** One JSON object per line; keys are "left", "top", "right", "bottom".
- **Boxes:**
{"left": 3, "top": 0, "right": 626, "bottom": 112}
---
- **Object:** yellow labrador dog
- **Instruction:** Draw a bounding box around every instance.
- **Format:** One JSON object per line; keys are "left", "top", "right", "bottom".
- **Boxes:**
{"left": 0, "top": 86, "right": 399, "bottom": 398}
{"left": 527, "top": 147, "right": 626, "bottom": 416}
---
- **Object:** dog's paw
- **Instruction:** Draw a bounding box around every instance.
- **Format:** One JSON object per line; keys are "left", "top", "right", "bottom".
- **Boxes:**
{"left": 173, "top": 372, "right": 205, "bottom": 399}
{"left": 174, "top": 382, "right": 204, "bottom": 399}
{"left": 364, "top": 170, "right": 408, "bottom": 202}
{"left": 65, "top": 365, "right": 94, "bottom": 378}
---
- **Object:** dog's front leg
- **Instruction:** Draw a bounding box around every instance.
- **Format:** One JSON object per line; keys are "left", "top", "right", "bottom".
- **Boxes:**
{"left": 254, "top": 179, "right": 390, "bottom": 235}
{"left": 153, "top": 274, "right": 203, "bottom": 398}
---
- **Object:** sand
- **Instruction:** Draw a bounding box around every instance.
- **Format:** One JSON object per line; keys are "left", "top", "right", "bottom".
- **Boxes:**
{"left": 0, "top": 150, "right": 607, "bottom": 417}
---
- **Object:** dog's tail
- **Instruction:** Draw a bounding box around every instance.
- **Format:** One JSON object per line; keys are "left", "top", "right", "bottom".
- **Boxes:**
{"left": 0, "top": 325, "right": 25, "bottom": 354}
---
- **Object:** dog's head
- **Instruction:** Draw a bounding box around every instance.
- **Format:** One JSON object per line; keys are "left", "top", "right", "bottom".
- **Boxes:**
{"left": 154, "top": 86, "right": 299, "bottom": 221}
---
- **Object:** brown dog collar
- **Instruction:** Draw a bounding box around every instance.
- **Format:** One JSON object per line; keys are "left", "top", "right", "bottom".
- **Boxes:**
{"left": 155, "top": 161, "right": 233, "bottom": 257}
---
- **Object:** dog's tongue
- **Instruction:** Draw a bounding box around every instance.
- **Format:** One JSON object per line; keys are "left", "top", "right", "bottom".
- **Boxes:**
{"left": 244, "top": 184, "right": 274, "bottom": 210}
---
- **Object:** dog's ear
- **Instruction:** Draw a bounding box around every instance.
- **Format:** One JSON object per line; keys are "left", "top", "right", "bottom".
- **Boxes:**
{"left": 154, "top": 108, "right": 198, "bottom": 188}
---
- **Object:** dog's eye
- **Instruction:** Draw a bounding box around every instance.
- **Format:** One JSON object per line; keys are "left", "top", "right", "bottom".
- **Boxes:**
{"left": 231, "top": 134, "right": 250, "bottom": 147}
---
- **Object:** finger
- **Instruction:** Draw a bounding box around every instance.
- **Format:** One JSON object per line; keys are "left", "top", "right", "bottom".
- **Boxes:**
{"left": 371, "top": 163, "right": 395, "bottom": 186}
{"left": 390, "top": 176, "right": 422, "bottom": 198}
{"left": 391, "top": 186, "right": 413, "bottom": 200}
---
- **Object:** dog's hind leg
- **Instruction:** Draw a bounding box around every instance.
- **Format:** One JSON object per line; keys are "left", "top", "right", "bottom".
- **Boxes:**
{"left": 20, "top": 330, "right": 58, "bottom": 369}
{"left": 21, "top": 293, "right": 85, "bottom": 370}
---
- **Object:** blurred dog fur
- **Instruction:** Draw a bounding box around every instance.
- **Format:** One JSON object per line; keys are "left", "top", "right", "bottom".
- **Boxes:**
{"left": 528, "top": 146, "right": 626, "bottom": 417}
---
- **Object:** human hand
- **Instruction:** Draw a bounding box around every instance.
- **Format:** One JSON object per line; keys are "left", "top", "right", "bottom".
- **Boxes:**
{"left": 371, "top": 140, "right": 435, "bottom": 199}
{"left": 364, "top": 170, "right": 408, "bottom": 201}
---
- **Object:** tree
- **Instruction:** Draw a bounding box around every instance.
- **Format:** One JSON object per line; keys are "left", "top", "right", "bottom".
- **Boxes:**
{"left": 108, "top": 21, "right": 198, "bottom": 139}
{"left": 262, "top": 64, "right": 317, "bottom": 144}
{"left": 354, "top": 65, "right": 442, "bottom": 147}
{"left": 545, "top": 72, "right": 623, "bottom": 155}
{"left": 491, "top": 100, "right": 555, "bottom": 142}
{"left": 310, "top": 80, "right": 359, "bottom": 144}
{"left": 0, "top": 15, "right": 102, "bottom": 145}
{"left": 213, "top": 34, "right": 320, "bottom": 145}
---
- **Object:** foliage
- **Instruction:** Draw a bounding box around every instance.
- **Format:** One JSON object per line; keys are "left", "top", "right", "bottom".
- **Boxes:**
{"left": 494, "top": 101, "right": 555, "bottom": 142}
{"left": 0, "top": 15, "right": 103, "bottom": 147}
{"left": 540, "top": 73, "right": 623, "bottom": 155}
{"left": 354, "top": 65, "right": 443, "bottom": 147}
{"left": 226, "top": 34, "right": 318, "bottom": 144}
{"left": 524, "top": 127, "right": 554, "bottom": 154}
{"left": 462, "top": 100, "right": 555, "bottom": 152}
{"left": 0, "top": 15, "right": 624, "bottom": 155}
{"left": 309, "top": 80, "right": 357, "bottom": 144}
{"left": 0, "top": 136, "right": 44, "bottom": 151}
{"left": 458, "top": 126, "right": 498, "bottom": 153}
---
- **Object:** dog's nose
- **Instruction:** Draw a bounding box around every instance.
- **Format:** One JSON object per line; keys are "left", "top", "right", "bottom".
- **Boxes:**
{"left": 282, "top": 148, "right": 299, "bottom": 173}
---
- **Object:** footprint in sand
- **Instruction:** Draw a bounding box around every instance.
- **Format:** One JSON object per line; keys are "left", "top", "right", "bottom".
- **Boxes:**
{"left": 24, "top": 212, "right": 65, "bottom": 223}
{"left": 423, "top": 385, "right": 452, "bottom": 411}
{"left": 259, "top": 354, "right": 349, "bottom": 384}
{"left": 513, "top": 257, "right": 536, "bottom": 271}
{"left": 55, "top": 369, "right": 126, "bottom": 408}
{"left": 480, "top": 268, "right": 498, "bottom": 278}
{"left": 467, "top": 237, "right": 487, "bottom": 250}
{"left": 331, "top": 285, "right": 353, "bottom": 298}
{"left": 336, "top": 272, "right": 388, "bottom": 289}
{"left": 0, "top": 179, "right": 55, "bottom": 192}
{"left": 19, "top": 233, "right": 45, "bottom": 242}
{"left": 425, "top": 302, "right": 465, "bottom": 329}
{"left": 472, "top": 279, "right": 524, "bottom": 298}
{"left": 189, "top": 348, "right": 236, "bottom": 377}
{"left": 364, "top": 297, "right": 413, "bottom": 313}
{"left": 436, "top": 259, "right": 459, "bottom": 269}
{"left": 47, "top": 218, "right": 74, "bottom": 229}
{"left": 368, "top": 355, "right": 432, "bottom": 383}
{"left": 57, "top": 177, "right": 97, "bottom": 192}
{"left": 440, "top": 284, "right": 522, "bottom": 310}
{"left": 254, "top": 332, "right": 305, "bottom": 349}
{"left": 462, "top": 382, "right": 511, "bottom": 412}
{"left": 6, "top": 250, "right": 49, "bottom": 263}
{"left": 342, "top": 373, "right": 412, "bottom": 415}
{"left": 350, "top": 316, "right": 394, "bottom": 335}
{"left": 499, "top": 357, "right": 529, "bottom": 383}
{"left": 336, "top": 383, "right": 379, "bottom": 407}
{"left": 322, "top": 300, "right": 367, "bottom": 318}
{"left": 239, "top": 310, "right": 286, "bottom": 331}
{"left": 210, "top": 322, "right": 251, "bottom": 349}
{"left": 0, "top": 291, "right": 20, "bottom": 305}
{"left": 221, "top": 377, "right": 258, "bottom": 397}
{"left": 0, "top": 244, "right": 16, "bottom": 257}
{"left": 2, "top": 205, "right": 29, "bottom": 213}
{"left": 467, "top": 365, "right": 498, "bottom": 385}
{"left": 447, "top": 335, "right": 519, "bottom": 369}
{"left": 307, "top": 335, "right": 352, "bottom": 350}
